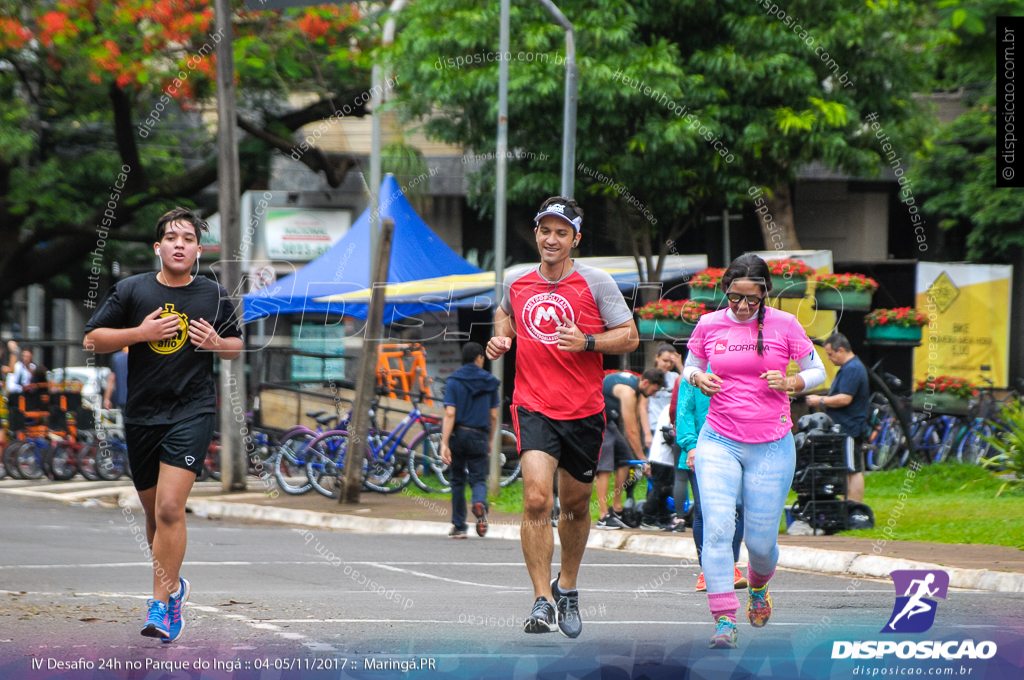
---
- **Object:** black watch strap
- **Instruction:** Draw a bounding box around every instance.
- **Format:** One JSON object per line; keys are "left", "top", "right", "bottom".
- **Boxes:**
{"left": 584, "top": 334, "right": 596, "bottom": 352}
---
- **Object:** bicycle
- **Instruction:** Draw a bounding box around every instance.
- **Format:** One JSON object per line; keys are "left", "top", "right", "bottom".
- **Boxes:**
{"left": 273, "top": 410, "right": 346, "bottom": 495}
{"left": 306, "top": 395, "right": 425, "bottom": 497}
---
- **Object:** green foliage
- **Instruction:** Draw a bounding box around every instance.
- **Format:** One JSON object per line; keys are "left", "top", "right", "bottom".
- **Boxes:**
{"left": 0, "top": 0, "right": 373, "bottom": 302}
{"left": 980, "top": 400, "right": 1024, "bottom": 495}
{"left": 914, "top": 0, "right": 1024, "bottom": 261}
{"left": 386, "top": 0, "right": 933, "bottom": 266}
{"left": 835, "top": 463, "right": 1024, "bottom": 548}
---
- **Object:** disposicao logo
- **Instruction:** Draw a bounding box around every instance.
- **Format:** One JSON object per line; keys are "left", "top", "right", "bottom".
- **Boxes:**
{"left": 883, "top": 569, "right": 948, "bottom": 634}
{"left": 831, "top": 569, "right": 997, "bottom": 661}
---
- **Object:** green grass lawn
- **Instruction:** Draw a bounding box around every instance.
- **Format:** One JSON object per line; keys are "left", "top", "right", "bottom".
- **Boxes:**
{"left": 404, "top": 472, "right": 648, "bottom": 522}
{"left": 788, "top": 463, "right": 1024, "bottom": 549}
{"left": 408, "top": 463, "right": 1023, "bottom": 548}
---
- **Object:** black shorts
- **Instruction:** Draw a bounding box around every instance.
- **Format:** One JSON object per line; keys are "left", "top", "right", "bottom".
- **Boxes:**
{"left": 847, "top": 434, "right": 865, "bottom": 473}
{"left": 512, "top": 406, "right": 605, "bottom": 484}
{"left": 124, "top": 412, "right": 217, "bottom": 492}
{"left": 597, "top": 420, "right": 632, "bottom": 473}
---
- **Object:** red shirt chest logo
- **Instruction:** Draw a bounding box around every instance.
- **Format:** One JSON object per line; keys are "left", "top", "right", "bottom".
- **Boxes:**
{"left": 521, "top": 292, "right": 574, "bottom": 345}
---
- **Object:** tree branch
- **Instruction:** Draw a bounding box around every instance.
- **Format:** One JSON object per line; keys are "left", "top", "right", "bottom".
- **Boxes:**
{"left": 237, "top": 115, "right": 358, "bottom": 188}
{"left": 109, "top": 82, "right": 147, "bottom": 190}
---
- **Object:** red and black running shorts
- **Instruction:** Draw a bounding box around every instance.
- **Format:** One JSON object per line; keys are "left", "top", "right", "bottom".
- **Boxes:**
{"left": 512, "top": 405, "right": 605, "bottom": 484}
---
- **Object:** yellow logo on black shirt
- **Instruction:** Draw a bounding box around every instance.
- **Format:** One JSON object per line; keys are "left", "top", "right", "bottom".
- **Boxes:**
{"left": 148, "top": 303, "right": 189, "bottom": 355}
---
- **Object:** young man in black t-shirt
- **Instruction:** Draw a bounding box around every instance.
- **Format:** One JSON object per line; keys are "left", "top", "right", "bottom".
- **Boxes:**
{"left": 84, "top": 207, "right": 242, "bottom": 643}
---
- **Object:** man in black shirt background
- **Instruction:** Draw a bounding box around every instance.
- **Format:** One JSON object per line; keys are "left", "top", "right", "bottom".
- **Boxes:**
{"left": 84, "top": 207, "right": 242, "bottom": 643}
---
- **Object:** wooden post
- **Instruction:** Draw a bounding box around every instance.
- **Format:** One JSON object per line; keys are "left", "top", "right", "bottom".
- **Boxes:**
{"left": 339, "top": 217, "right": 394, "bottom": 504}
{"left": 215, "top": 0, "right": 245, "bottom": 493}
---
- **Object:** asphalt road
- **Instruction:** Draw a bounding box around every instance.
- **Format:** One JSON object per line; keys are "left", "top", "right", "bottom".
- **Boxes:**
{"left": 1, "top": 493, "right": 1021, "bottom": 679}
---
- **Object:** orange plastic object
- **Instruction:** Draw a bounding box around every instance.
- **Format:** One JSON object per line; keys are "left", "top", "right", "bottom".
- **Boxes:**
{"left": 376, "top": 343, "right": 434, "bottom": 405}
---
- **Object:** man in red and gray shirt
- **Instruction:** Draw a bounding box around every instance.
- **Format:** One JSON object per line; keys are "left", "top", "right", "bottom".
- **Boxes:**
{"left": 487, "top": 196, "right": 639, "bottom": 638}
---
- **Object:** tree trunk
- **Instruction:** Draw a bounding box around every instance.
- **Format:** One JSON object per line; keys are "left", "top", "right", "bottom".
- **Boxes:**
{"left": 760, "top": 183, "right": 802, "bottom": 251}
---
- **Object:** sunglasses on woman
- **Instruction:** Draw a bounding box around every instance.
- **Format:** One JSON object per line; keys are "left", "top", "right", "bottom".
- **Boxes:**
{"left": 726, "top": 293, "right": 764, "bottom": 306}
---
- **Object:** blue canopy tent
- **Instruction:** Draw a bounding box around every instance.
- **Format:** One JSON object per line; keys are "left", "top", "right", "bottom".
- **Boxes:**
{"left": 242, "top": 174, "right": 483, "bottom": 323}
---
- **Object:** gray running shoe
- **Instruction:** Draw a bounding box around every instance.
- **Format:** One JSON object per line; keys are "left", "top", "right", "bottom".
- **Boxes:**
{"left": 551, "top": 574, "right": 583, "bottom": 639}
{"left": 596, "top": 512, "right": 627, "bottom": 530}
{"left": 523, "top": 597, "right": 558, "bottom": 634}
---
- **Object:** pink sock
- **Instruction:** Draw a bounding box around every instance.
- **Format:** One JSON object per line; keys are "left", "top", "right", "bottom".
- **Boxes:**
{"left": 748, "top": 566, "right": 775, "bottom": 589}
{"left": 708, "top": 591, "right": 739, "bottom": 623}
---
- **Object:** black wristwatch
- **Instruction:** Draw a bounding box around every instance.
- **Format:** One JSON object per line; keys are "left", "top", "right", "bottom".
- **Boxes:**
{"left": 584, "top": 334, "right": 596, "bottom": 352}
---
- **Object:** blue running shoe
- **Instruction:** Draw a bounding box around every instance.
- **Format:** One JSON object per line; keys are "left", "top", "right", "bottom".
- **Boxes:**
{"left": 163, "top": 577, "right": 191, "bottom": 643}
{"left": 141, "top": 599, "right": 169, "bottom": 639}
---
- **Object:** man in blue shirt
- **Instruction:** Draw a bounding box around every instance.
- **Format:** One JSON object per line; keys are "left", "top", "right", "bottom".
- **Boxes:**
{"left": 806, "top": 333, "right": 870, "bottom": 502}
{"left": 440, "top": 342, "right": 501, "bottom": 538}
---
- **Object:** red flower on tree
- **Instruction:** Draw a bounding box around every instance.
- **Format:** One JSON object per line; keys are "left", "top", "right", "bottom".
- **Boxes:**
{"left": 37, "top": 11, "right": 78, "bottom": 47}
{"left": 0, "top": 17, "right": 32, "bottom": 49}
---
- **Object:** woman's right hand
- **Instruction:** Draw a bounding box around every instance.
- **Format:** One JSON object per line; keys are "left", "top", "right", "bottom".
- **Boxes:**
{"left": 693, "top": 371, "right": 723, "bottom": 396}
{"left": 686, "top": 448, "right": 696, "bottom": 469}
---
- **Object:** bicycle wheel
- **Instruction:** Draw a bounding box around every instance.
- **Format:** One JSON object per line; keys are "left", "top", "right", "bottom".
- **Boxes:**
{"left": 500, "top": 425, "right": 522, "bottom": 487}
{"left": 2, "top": 441, "right": 23, "bottom": 479}
{"left": 959, "top": 422, "right": 994, "bottom": 465}
{"left": 96, "top": 438, "right": 126, "bottom": 481}
{"left": 936, "top": 420, "right": 967, "bottom": 464}
{"left": 16, "top": 440, "right": 45, "bottom": 480}
{"left": 305, "top": 433, "right": 347, "bottom": 499}
{"left": 76, "top": 442, "right": 100, "bottom": 481}
{"left": 274, "top": 431, "right": 315, "bottom": 495}
{"left": 912, "top": 423, "right": 943, "bottom": 464}
{"left": 363, "top": 434, "right": 411, "bottom": 494}
{"left": 47, "top": 443, "right": 78, "bottom": 481}
{"left": 407, "top": 427, "right": 450, "bottom": 493}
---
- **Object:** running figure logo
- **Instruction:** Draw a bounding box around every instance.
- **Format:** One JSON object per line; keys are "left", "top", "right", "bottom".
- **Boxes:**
{"left": 881, "top": 569, "right": 949, "bottom": 633}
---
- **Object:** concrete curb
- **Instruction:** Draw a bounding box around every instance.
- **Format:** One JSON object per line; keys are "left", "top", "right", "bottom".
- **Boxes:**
{"left": 180, "top": 498, "right": 1024, "bottom": 594}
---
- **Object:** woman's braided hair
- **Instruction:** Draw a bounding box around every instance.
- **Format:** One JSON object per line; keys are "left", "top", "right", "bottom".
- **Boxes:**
{"left": 720, "top": 253, "right": 772, "bottom": 357}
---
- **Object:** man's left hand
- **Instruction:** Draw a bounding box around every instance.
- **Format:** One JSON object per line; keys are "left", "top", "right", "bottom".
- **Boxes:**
{"left": 806, "top": 395, "right": 823, "bottom": 407}
{"left": 188, "top": 318, "right": 222, "bottom": 351}
{"left": 440, "top": 443, "right": 451, "bottom": 465}
{"left": 556, "top": 314, "right": 585, "bottom": 352}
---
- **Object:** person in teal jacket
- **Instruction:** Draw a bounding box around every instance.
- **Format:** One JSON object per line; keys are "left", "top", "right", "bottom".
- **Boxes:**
{"left": 676, "top": 370, "right": 747, "bottom": 592}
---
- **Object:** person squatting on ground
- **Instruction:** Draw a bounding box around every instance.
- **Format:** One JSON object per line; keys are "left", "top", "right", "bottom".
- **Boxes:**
{"left": 595, "top": 369, "right": 663, "bottom": 530}
{"left": 439, "top": 341, "right": 500, "bottom": 539}
{"left": 805, "top": 332, "right": 870, "bottom": 503}
{"left": 84, "top": 207, "right": 243, "bottom": 644}
{"left": 487, "top": 196, "right": 639, "bottom": 639}
{"left": 676, "top": 368, "right": 747, "bottom": 591}
{"left": 682, "top": 253, "right": 826, "bottom": 649}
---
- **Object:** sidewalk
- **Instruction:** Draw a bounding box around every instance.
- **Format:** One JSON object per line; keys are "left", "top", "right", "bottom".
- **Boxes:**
{"left": 3, "top": 478, "right": 1022, "bottom": 592}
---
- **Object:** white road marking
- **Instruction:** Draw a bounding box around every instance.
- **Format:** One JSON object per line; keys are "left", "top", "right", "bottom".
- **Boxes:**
{"left": 365, "top": 563, "right": 517, "bottom": 589}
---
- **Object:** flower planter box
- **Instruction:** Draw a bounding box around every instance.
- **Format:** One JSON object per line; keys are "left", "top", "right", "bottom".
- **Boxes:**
{"left": 689, "top": 286, "right": 727, "bottom": 307}
{"left": 638, "top": 319, "right": 698, "bottom": 340}
{"left": 814, "top": 288, "right": 873, "bottom": 311}
{"left": 911, "top": 391, "right": 970, "bottom": 415}
{"left": 866, "top": 325, "right": 923, "bottom": 343}
{"left": 771, "top": 275, "right": 808, "bottom": 299}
